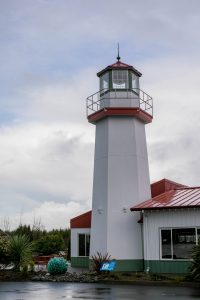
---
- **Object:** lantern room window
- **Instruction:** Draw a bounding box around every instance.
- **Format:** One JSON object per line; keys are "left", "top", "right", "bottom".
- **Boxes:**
{"left": 112, "top": 70, "right": 128, "bottom": 89}
{"left": 100, "top": 72, "right": 109, "bottom": 91}
{"left": 132, "top": 73, "right": 139, "bottom": 91}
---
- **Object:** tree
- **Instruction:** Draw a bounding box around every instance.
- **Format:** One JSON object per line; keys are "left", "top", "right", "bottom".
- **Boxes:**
{"left": 14, "top": 225, "right": 32, "bottom": 239}
{"left": 0, "top": 231, "right": 9, "bottom": 264}
{"left": 48, "top": 229, "right": 70, "bottom": 248}
{"left": 34, "top": 233, "right": 65, "bottom": 255}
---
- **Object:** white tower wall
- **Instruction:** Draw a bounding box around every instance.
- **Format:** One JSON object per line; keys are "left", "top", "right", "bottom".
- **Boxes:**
{"left": 90, "top": 116, "right": 151, "bottom": 260}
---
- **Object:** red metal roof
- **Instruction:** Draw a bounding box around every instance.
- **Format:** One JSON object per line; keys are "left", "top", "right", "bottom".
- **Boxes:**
{"left": 70, "top": 179, "right": 190, "bottom": 228}
{"left": 70, "top": 211, "right": 91, "bottom": 228}
{"left": 109, "top": 61, "right": 133, "bottom": 68}
{"left": 97, "top": 60, "right": 142, "bottom": 77}
{"left": 131, "top": 187, "right": 200, "bottom": 211}
{"left": 151, "top": 178, "right": 186, "bottom": 198}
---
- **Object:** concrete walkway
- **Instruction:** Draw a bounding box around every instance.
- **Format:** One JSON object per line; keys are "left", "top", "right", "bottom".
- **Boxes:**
{"left": 67, "top": 262, "right": 89, "bottom": 274}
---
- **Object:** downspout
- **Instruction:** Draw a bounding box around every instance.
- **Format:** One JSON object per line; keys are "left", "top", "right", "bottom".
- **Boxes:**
{"left": 144, "top": 211, "right": 150, "bottom": 273}
{"left": 140, "top": 210, "right": 145, "bottom": 272}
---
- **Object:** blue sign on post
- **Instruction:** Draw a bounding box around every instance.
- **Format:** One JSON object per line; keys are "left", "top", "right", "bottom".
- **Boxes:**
{"left": 100, "top": 260, "right": 116, "bottom": 271}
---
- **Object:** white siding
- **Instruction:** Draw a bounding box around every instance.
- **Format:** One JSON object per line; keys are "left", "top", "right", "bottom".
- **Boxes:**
{"left": 90, "top": 116, "right": 151, "bottom": 259}
{"left": 143, "top": 208, "right": 200, "bottom": 260}
{"left": 71, "top": 228, "right": 91, "bottom": 257}
{"left": 100, "top": 91, "right": 140, "bottom": 109}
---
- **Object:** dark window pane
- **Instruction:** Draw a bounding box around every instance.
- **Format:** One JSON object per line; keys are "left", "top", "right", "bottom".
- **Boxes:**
{"left": 161, "top": 230, "right": 172, "bottom": 259}
{"left": 197, "top": 229, "right": 200, "bottom": 244}
{"left": 86, "top": 235, "right": 90, "bottom": 256}
{"left": 78, "top": 234, "right": 85, "bottom": 256}
{"left": 172, "top": 228, "right": 195, "bottom": 259}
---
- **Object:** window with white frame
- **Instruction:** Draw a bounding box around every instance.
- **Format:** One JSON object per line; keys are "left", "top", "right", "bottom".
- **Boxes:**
{"left": 161, "top": 228, "right": 197, "bottom": 260}
{"left": 78, "top": 234, "right": 90, "bottom": 257}
{"left": 112, "top": 70, "right": 128, "bottom": 89}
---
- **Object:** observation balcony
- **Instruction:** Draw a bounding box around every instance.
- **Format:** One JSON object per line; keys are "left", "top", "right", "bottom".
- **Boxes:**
{"left": 86, "top": 88, "right": 153, "bottom": 124}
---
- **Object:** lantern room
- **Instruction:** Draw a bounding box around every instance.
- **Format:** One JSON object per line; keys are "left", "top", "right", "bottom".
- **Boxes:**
{"left": 86, "top": 57, "right": 153, "bottom": 124}
{"left": 97, "top": 60, "right": 141, "bottom": 92}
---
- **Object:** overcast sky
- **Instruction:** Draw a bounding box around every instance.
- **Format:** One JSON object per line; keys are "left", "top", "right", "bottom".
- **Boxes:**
{"left": 1, "top": 0, "right": 200, "bottom": 230}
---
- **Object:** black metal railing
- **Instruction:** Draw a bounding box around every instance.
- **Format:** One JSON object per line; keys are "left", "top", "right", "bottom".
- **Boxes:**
{"left": 86, "top": 88, "right": 153, "bottom": 117}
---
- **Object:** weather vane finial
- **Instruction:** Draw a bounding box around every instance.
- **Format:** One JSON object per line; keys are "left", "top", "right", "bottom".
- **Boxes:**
{"left": 117, "top": 43, "right": 121, "bottom": 61}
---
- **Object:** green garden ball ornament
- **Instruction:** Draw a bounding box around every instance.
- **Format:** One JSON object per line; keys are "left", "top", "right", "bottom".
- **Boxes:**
{"left": 47, "top": 257, "right": 68, "bottom": 275}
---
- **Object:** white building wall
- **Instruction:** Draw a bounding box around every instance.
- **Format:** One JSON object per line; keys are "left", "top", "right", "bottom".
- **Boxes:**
{"left": 90, "top": 118, "right": 109, "bottom": 255}
{"left": 143, "top": 208, "right": 200, "bottom": 261}
{"left": 71, "top": 228, "right": 91, "bottom": 257}
{"left": 90, "top": 116, "right": 151, "bottom": 260}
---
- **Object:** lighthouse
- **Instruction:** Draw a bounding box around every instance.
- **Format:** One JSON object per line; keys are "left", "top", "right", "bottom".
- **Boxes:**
{"left": 86, "top": 53, "right": 153, "bottom": 271}
{"left": 71, "top": 55, "right": 200, "bottom": 274}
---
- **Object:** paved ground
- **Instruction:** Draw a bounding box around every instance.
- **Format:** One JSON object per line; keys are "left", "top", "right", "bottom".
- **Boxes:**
{"left": 1, "top": 282, "right": 199, "bottom": 300}
{"left": 67, "top": 263, "right": 89, "bottom": 274}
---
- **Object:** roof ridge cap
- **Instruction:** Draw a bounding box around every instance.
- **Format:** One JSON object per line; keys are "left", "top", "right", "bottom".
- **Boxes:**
{"left": 176, "top": 186, "right": 200, "bottom": 190}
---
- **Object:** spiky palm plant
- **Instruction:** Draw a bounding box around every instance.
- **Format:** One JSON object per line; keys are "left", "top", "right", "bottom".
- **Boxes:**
{"left": 9, "top": 234, "right": 33, "bottom": 271}
{"left": 91, "top": 252, "right": 111, "bottom": 274}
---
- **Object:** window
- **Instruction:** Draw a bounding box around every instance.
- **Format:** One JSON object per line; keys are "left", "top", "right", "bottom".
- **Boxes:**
{"left": 100, "top": 72, "right": 109, "bottom": 91}
{"left": 132, "top": 73, "right": 139, "bottom": 91}
{"left": 78, "top": 234, "right": 90, "bottom": 256}
{"left": 161, "top": 228, "right": 197, "bottom": 260}
{"left": 197, "top": 228, "right": 200, "bottom": 242}
{"left": 161, "top": 229, "right": 172, "bottom": 259}
{"left": 112, "top": 70, "right": 128, "bottom": 89}
{"left": 173, "top": 228, "right": 195, "bottom": 259}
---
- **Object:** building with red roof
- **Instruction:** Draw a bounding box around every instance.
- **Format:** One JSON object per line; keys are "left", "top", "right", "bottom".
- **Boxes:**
{"left": 71, "top": 177, "right": 200, "bottom": 273}
{"left": 70, "top": 56, "right": 200, "bottom": 274}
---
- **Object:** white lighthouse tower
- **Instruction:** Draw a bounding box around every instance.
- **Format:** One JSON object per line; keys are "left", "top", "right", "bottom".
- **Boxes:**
{"left": 87, "top": 53, "right": 153, "bottom": 271}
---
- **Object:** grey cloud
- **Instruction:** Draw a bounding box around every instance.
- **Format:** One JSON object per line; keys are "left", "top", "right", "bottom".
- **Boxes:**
{"left": 1, "top": 0, "right": 200, "bottom": 228}
{"left": 37, "top": 131, "right": 81, "bottom": 161}
{"left": 148, "top": 126, "right": 200, "bottom": 186}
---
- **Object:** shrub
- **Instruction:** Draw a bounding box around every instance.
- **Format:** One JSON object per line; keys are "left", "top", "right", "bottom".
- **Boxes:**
{"left": 47, "top": 257, "right": 68, "bottom": 275}
{"left": 34, "top": 233, "right": 65, "bottom": 255}
{"left": 9, "top": 234, "right": 34, "bottom": 271}
{"left": 0, "top": 232, "right": 10, "bottom": 264}
{"left": 91, "top": 252, "right": 111, "bottom": 274}
{"left": 187, "top": 244, "right": 200, "bottom": 281}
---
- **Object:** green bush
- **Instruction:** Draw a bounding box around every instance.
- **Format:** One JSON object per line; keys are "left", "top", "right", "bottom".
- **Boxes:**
{"left": 187, "top": 244, "right": 200, "bottom": 281}
{"left": 0, "top": 232, "right": 10, "bottom": 264}
{"left": 34, "top": 233, "right": 65, "bottom": 255}
{"left": 47, "top": 257, "right": 68, "bottom": 275}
